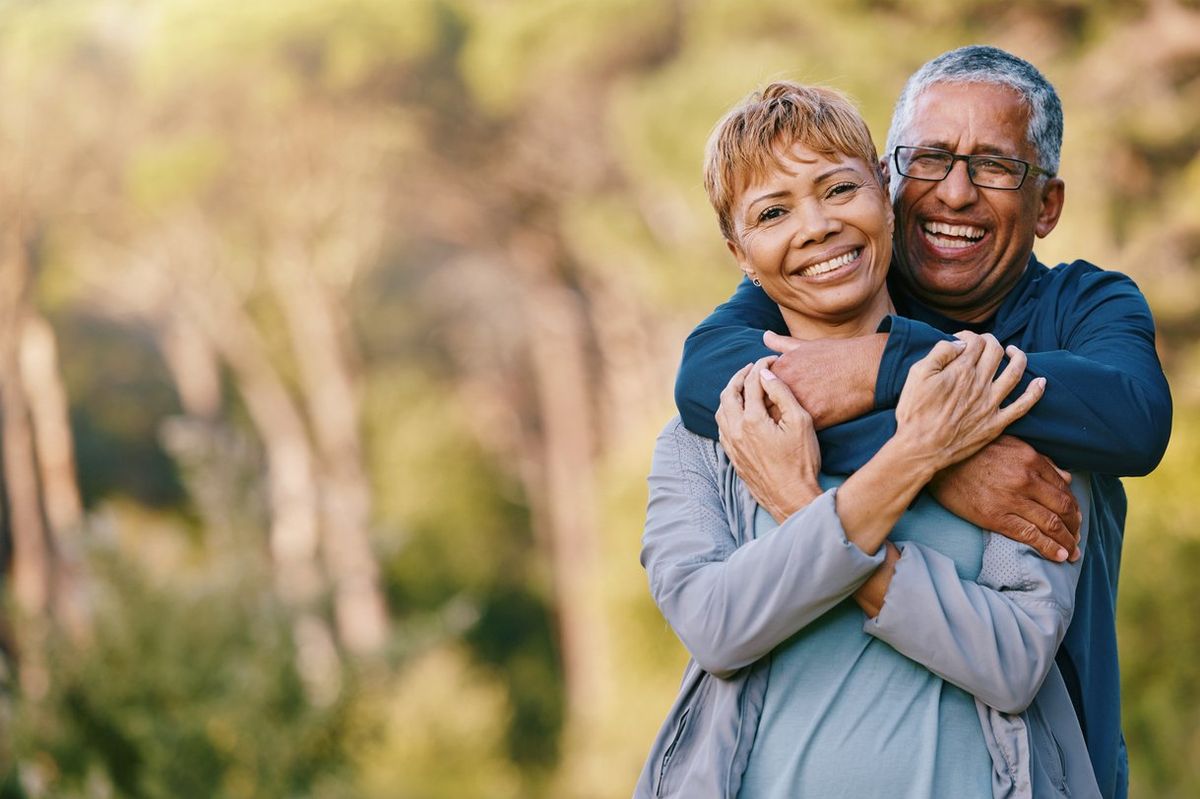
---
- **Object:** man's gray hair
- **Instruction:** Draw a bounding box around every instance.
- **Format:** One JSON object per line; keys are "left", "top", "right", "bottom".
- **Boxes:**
{"left": 885, "top": 45, "right": 1063, "bottom": 179}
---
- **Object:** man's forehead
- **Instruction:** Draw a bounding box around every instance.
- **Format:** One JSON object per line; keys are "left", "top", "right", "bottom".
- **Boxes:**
{"left": 901, "top": 81, "right": 1032, "bottom": 153}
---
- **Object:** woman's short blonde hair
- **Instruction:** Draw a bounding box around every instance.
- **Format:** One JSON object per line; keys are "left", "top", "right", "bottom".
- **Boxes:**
{"left": 704, "top": 81, "right": 880, "bottom": 242}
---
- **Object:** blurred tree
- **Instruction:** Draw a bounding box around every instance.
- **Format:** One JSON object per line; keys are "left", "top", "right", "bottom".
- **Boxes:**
{"left": 0, "top": 0, "right": 1197, "bottom": 797}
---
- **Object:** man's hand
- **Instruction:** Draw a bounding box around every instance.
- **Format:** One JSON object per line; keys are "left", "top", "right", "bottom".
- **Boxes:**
{"left": 766, "top": 331, "right": 887, "bottom": 430}
{"left": 717, "top": 357, "right": 822, "bottom": 523}
{"left": 929, "top": 435, "right": 1082, "bottom": 562}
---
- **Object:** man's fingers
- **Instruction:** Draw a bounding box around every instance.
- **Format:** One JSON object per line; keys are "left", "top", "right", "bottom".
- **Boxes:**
{"left": 1014, "top": 500, "right": 1078, "bottom": 554}
{"left": 996, "top": 515, "right": 1070, "bottom": 562}
{"left": 763, "top": 330, "right": 804, "bottom": 354}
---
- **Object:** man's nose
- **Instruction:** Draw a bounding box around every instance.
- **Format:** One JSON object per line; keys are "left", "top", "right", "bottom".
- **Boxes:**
{"left": 934, "top": 158, "right": 979, "bottom": 209}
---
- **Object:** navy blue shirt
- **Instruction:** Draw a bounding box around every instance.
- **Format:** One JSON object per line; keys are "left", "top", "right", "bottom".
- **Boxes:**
{"left": 675, "top": 256, "right": 1172, "bottom": 799}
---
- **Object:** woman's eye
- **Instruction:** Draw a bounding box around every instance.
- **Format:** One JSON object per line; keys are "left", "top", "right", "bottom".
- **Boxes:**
{"left": 758, "top": 206, "right": 786, "bottom": 223}
{"left": 827, "top": 182, "right": 859, "bottom": 198}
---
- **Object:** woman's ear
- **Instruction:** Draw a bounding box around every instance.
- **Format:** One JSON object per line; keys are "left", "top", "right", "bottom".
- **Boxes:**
{"left": 726, "top": 238, "right": 757, "bottom": 283}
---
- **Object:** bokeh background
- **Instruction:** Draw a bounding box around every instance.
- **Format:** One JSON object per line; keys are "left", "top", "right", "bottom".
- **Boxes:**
{"left": 0, "top": 0, "right": 1196, "bottom": 797}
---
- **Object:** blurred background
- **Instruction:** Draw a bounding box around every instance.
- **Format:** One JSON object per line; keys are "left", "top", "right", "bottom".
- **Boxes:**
{"left": 0, "top": 0, "right": 1196, "bottom": 797}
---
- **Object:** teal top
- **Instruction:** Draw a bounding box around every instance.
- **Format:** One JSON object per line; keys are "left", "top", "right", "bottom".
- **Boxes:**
{"left": 738, "top": 476, "right": 993, "bottom": 799}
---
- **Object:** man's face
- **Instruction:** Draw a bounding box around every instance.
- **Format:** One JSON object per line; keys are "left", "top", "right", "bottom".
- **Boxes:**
{"left": 889, "top": 81, "right": 1064, "bottom": 322}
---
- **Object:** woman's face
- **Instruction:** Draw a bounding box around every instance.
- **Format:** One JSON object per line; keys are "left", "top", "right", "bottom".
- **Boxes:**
{"left": 728, "top": 141, "right": 894, "bottom": 337}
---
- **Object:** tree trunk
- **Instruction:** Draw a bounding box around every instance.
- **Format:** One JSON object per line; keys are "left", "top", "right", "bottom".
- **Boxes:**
{"left": 19, "top": 311, "right": 89, "bottom": 642}
{"left": 0, "top": 226, "right": 52, "bottom": 696}
{"left": 523, "top": 278, "right": 612, "bottom": 728}
{"left": 177, "top": 256, "right": 341, "bottom": 702}
{"left": 265, "top": 243, "right": 388, "bottom": 656}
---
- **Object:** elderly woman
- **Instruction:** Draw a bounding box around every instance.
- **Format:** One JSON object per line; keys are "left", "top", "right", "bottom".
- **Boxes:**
{"left": 635, "top": 83, "right": 1099, "bottom": 798}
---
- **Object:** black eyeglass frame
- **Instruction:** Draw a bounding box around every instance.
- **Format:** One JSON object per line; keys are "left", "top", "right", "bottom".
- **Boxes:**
{"left": 892, "top": 145, "right": 1056, "bottom": 191}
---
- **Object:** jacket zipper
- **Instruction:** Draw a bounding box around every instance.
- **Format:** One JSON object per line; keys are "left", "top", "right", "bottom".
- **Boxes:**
{"left": 656, "top": 707, "right": 691, "bottom": 797}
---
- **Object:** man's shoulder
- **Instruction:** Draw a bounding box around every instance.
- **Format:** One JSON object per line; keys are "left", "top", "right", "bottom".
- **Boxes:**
{"left": 1024, "top": 258, "right": 1149, "bottom": 312}
{"left": 1038, "top": 258, "right": 1144, "bottom": 295}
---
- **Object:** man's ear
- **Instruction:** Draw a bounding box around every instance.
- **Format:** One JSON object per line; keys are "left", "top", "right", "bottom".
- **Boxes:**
{"left": 726, "top": 238, "right": 757, "bottom": 284}
{"left": 1035, "top": 177, "right": 1065, "bottom": 238}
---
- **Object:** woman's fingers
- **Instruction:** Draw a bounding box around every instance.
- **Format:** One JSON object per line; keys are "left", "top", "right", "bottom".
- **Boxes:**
{"left": 989, "top": 345, "right": 1028, "bottom": 403}
{"left": 953, "top": 330, "right": 985, "bottom": 367}
{"left": 719, "top": 362, "right": 754, "bottom": 411}
{"left": 741, "top": 356, "right": 778, "bottom": 421}
{"left": 975, "top": 333, "right": 1006, "bottom": 381}
{"left": 717, "top": 362, "right": 755, "bottom": 437}
{"left": 759, "top": 368, "right": 809, "bottom": 427}
{"left": 912, "top": 338, "right": 967, "bottom": 377}
{"left": 997, "top": 375, "right": 1046, "bottom": 427}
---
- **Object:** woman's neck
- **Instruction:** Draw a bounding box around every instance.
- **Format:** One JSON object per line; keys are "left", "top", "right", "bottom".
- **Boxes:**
{"left": 779, "top": 290, "right": 895, "bottom": 340}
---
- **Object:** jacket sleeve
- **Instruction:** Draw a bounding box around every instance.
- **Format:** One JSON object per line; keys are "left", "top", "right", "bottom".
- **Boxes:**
{"left": 674, "top": 277, "right": 787, "bottom": 440}
{"left": 863, "top": 476, "right": 1092, "bottom": 714}
{"left": 642, "top": 418, "right": 883, "bottom": 678}
{"left": 875, "top": 267, "right": 1171, "bottom": 475}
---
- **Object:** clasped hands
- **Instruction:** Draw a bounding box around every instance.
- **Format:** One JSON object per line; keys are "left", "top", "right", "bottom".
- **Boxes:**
{"left": 717, "top": 331, "right": 1081, "bottom": 562}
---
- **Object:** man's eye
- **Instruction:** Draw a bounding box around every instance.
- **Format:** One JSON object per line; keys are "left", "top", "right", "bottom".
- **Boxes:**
{"left": 974, "top": 158, "right": 1015, "bottom": 174}
{"left": 758, "top": 206, "right": 786, "bottom": 222}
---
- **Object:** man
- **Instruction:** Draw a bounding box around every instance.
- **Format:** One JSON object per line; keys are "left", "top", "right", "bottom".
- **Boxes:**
{"left": 675, "top": 46, "right": 1171, "bottom": 799}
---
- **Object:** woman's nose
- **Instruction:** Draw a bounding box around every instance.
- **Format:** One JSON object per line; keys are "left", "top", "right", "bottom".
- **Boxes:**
{"left": 793, "top": 199, "right": 840, "bottom": 246}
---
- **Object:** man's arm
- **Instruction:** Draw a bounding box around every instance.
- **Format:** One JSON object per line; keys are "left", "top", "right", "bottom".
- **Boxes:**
{"left": 675, "top": 276, "right": 885, "bottom": 437}
{"left": 874, "top": 268, "right": 1171, "bottom": 476}
{"left": 675, "top": 276, "right": 786, "bottom": 440}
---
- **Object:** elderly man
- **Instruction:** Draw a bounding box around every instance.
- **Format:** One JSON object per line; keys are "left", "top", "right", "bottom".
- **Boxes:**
{"left": 675, "top": 46, "right": 1171, "bottom": 799}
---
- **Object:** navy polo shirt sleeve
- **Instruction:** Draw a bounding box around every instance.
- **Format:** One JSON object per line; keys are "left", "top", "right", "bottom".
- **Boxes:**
{"left": 674, "top": 276, "right": 787, "bottom": 440}
{"left": 874, "top": 266, "right": 1171, "bottom": 476}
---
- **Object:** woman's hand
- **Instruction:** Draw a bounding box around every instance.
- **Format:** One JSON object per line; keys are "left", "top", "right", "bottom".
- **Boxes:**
{"left": 895, "top": 332, "right": 1046, "bottom": 474}
{"left": 716, "top": 356, "right": 822, "bottom": 523}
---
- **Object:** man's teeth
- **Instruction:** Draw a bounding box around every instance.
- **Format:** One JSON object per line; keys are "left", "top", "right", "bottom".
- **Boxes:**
{"left": 799, "top": 249, "right": 859, "bottom": 277}
{"left": 923, "top": 221, "right": 984, "bottom": 249}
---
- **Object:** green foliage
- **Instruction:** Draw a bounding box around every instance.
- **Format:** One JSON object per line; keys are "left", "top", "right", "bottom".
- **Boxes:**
{"left": 367, "top": 366, "right": 564, "bottom": 778}
{"left": 6, "top": 553, "right": 361, "bottom": 799}
{"left": 1120, "top": 414, "right": 1200, "bottom": 799}
{"left": 4, "top": 0, "right": 1200, "bottom": 797}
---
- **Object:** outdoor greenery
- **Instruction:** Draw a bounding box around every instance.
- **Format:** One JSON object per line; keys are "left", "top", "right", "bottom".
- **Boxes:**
{"left": 0, "top": 0, "right": 1196, "bottom": 796}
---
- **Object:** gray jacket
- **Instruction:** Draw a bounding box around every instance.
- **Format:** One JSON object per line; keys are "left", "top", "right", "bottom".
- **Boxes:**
{"left": 634, "top": 418, "right": 1101, "bottom": 799}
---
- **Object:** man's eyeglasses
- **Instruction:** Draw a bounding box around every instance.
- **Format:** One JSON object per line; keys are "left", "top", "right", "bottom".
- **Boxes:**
{"left": 893, "top": 146, "right": 1055, "bottom": 190}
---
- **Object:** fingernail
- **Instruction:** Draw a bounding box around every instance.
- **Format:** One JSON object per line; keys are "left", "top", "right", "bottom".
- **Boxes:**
{"left": 1056, "top": 547, "right": 1069, "bottom": 562}
{"left": 952, "top": 339, "right": 967, "bottom": 349}
{"left": 1035, "top": 377, "right": 1047, "bottom": 388}
{"left": 760, "top": 370, "right": 777, "bottom": 382}
{"left": 1069, "top": 548, "right": 1081, "bottom": 562}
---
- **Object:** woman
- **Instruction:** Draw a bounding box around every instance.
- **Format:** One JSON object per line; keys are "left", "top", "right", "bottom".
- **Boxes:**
{"left": 635, "top": 82, "right": 1099, "bottom": 798}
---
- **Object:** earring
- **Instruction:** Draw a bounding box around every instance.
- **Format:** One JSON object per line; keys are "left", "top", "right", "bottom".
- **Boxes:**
{"left": 752, "top": 278, "right": 762, "bottom": 287}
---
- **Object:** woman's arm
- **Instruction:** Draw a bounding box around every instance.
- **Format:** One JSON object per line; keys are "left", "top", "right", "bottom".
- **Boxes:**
{"left": 724, "top": 334, "right": 1045, "bottom": 555}
{"left": 641, "top": 418, "right": 882, "bottom": 679}
{"left": 857, "top": 478, "right": 1092, "bottom": 714}
{"left": 650, "top": 334, "right": 1043, "bottom": 678}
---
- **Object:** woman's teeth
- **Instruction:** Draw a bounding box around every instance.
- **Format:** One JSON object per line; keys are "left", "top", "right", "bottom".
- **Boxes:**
{"left": 799, "top": 248, "right": 860, "bottom": 277}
